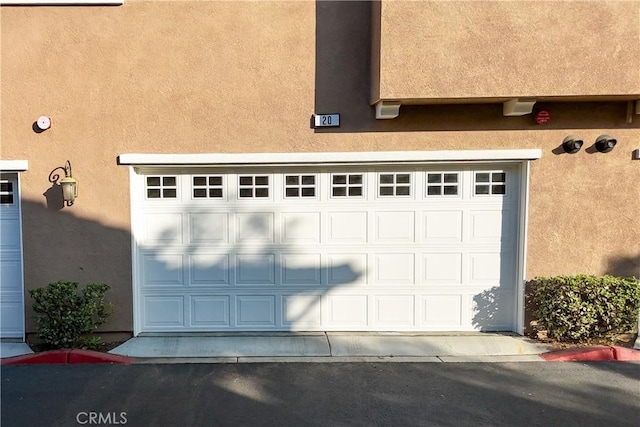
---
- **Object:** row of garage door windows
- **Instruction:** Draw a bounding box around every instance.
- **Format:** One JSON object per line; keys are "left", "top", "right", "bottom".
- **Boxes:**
{"left": 145, "top": 172, "right": 508, "bottom": 200}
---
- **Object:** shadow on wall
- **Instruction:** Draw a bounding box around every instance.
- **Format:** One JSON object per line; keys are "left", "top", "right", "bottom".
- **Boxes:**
{"left": 314, "top": 1, "right": 639, "bottom": 134}
{"left": 43, "top": 184, "right": 64, "bottom": 211}
{"left": 606, "top": 254, "right": 640, "bottom": 278}
{"left": 21, "top": 199, "right": 133, "bottom": 334}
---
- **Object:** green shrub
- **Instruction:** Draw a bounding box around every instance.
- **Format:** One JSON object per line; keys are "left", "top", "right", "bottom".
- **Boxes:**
{"left": 530, "top": 274, "right": 640, "bottom": 342}
{"left": 29, "top": 281, "right": 113, "bottom": 349}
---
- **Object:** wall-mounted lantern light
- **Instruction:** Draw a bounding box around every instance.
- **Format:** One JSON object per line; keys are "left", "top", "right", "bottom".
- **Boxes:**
{"left": 595, "top": 135, "right": 617, "bottom": 153}
{"left": 49, "top": 160, "right": 78, "bottom": 206}
{"left": 562, "top": 136, "right": 583, "bottom": 154}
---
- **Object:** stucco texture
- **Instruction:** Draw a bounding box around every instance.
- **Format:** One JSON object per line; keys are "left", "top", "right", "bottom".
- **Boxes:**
{"left": 1, "top": 1, "right": 639, "bottom": 334}
{"left": 375, "top": 0, "right": 640, "bottom": 100}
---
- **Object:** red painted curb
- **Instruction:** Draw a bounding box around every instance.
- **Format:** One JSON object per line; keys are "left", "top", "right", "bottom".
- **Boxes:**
{"left": 1, "top": 350, "right": 69, "bottom": 365}
{"left": 611, "top": 346, "right": 640, "bottom": 361}
{"left": 68, "top": 349, "right": 131, "bottom": 364}
{"left": 541, "top": 345, "right": 640, "bottom": 362}
{"left": 1, "top": 349, "right": 131, "bottom": 365}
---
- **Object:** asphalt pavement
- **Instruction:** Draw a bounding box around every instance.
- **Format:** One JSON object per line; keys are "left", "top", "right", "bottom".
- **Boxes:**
{"left": 2, "top": 362, "right": 639, "bottom": 427}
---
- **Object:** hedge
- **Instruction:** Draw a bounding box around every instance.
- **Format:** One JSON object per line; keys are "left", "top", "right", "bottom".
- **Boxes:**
{"left": 529, "top": 274, "right": 640, "bottom": 342}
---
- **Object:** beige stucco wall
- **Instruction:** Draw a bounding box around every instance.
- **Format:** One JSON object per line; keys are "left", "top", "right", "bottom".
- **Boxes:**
{"left": 373, "top": 0, "right": 640, "bottom": 102}
{"left": 1, "top": 1, "right": 639, "bottom": 334}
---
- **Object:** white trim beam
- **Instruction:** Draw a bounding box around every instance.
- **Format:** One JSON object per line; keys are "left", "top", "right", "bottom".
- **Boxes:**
{"left": 1, "top": 0, "right": 123, "bottom": 4}
{"left": 118, "top": 149, "right": 542, "bottom": 168}
{"left": 0, "top": 160, "right": 29, "bottom": 172}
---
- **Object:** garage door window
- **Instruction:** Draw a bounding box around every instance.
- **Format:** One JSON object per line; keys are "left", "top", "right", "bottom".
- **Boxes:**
{"left": 146, "top": 176, "right": 177, "bottom": 199}
{"left": 193, "top": 176, "right": 224, "bottom": 199}
{"left": 426, "top": 172, "right": 459, "bottom": 196}
{"left": 474, "top": 172, "right": 506, "bottom": 195}
{"left": 332, "top": 174, "right": 363, "bottom": 197}
{"left": 379, "top": 173, "right": 411, "bottom": 197}
{"left": 239, "top": 175, "right": 270, "bottom": 198}
{"left": 0, "top": 180, "right": 14, "bottom": 204}
{"left": 284, "top": 175, "right": 316, "bottom": 198}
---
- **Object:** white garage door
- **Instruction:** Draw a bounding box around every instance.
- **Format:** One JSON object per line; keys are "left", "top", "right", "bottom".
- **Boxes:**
{"left": 0, "top": 173, "right": 25, "bottom": 338}
{"left": 132, "top": 163, "right": 521, "bottom": 333}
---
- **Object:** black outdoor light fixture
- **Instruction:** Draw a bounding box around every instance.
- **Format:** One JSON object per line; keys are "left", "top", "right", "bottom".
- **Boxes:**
{"left": 595, "top": 135, "right": 617, "bottom": 153}
{"left": 562, "top": 136, "right": 583, "bottom": 154}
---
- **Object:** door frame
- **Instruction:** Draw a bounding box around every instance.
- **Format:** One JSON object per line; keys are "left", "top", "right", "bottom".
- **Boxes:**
{"left": 121, "top": 150, "right": 541, "bottom": 336}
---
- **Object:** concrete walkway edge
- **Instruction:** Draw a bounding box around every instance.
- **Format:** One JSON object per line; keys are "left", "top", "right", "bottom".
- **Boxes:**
{"left": 106, "top": 333, "right": 555, "bottom": 362}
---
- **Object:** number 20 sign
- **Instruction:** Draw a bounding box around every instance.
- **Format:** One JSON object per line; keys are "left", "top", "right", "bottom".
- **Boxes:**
{"left": 314, "top": 114, "right": 340, "bottom": 128}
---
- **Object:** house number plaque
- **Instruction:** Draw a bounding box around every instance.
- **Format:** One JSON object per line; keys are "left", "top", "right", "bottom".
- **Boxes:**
{"left": 314, "top": 114, "right": 340, "bottom": 127}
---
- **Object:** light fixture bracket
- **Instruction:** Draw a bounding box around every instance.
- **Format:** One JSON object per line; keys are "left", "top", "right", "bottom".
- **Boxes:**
{"left": 48, "top": 160, "right": 78, "bottom": 206}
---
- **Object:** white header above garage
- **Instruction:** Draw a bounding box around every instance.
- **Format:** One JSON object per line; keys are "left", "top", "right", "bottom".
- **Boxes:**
{"left": 118, "top": 149, "right": 542, "bottom": 167}
{"left": 0, "top": 160, "right": 29, "bottom": 172}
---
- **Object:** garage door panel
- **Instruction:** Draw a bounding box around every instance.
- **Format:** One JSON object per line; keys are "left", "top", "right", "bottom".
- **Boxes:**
{"left": 281, "top": 212, "right": 321, "bottom": 244}
{"left": 328, "top": 211, "right": 368, "bottom": 243}
{"left": 470, "top": 210, "right": 516, "bottom": 243}
{"left": 145, "top": 296, "right": 184, "bottom": 327}
{"left": 142, "top": 213, "right": 182, "bottom": 246}
{"left": 143, "top": 254, "right": 183, "bottom": 286}
{"left": 469, "top": 252, "right": 514, "bottom": 284}
{"left": 374, "top": 211, "right": 415, "bottom": 242}
{"left": 236, "top": 254, "right": 276, "bottom": 285}
{"left": 328, "top": 253, "right": 367, "bottom": 285}
{"left": 189, "top": 254, "right": 230, "bottom": 285}
{"left": 0, "top": 259, "right": 22, "bottom": 292}
{"left": 471, "top": 290, "right": 515, "bottom": 331}
{"left": 423, "top": 253, "right": 463, "bottom": 284}
{"left": 190, "top": 296, "right": 230, "bottom": 326}
{"left": 189, "top": 213, "right": 228, "bottom": 244}
{"left": 374, "top": 295, "right": 415, "bottom": 326}
{"left": 281, "top": 254, "right": 322, "bottom": 285}
{"left": 422, "top": 295, "right": 463, "bottom": 327}
{"left": 374, "top": 253, "right": 415, "bottom": 284}
{"left": 282, "top": 294, "right": 322, "bottom": 327}
{"left": 236, "top": 296, "right": 276, "bottom": 326}
{"left": 0, "top": 218, "right": 21, "bottom": 250}
{"left": 328, "top": 295, "right": 368, "bottom": 326}
{"left": 0, "top": 298, "right": 24, "bottom": 337}
{"left": 423, "top": 211, "right": 463, "bottom": 243}
{"left": 236, "top": 212, "right": 275, "bottom": 243}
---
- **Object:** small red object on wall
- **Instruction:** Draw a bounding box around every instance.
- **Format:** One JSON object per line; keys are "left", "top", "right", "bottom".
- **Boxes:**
{"left": 535, "top": 110, "right": 551, "bottom": 124}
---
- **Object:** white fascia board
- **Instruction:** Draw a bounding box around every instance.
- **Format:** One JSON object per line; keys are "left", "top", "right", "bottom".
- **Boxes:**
{"left": 0, "top": 160, "right": 29, "bottom": 172}
{"left": 1, "top": 0, "right": 123, "bottom": 4}
{"left": 118, "top": 149, "right": 542, "bottom": 167}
